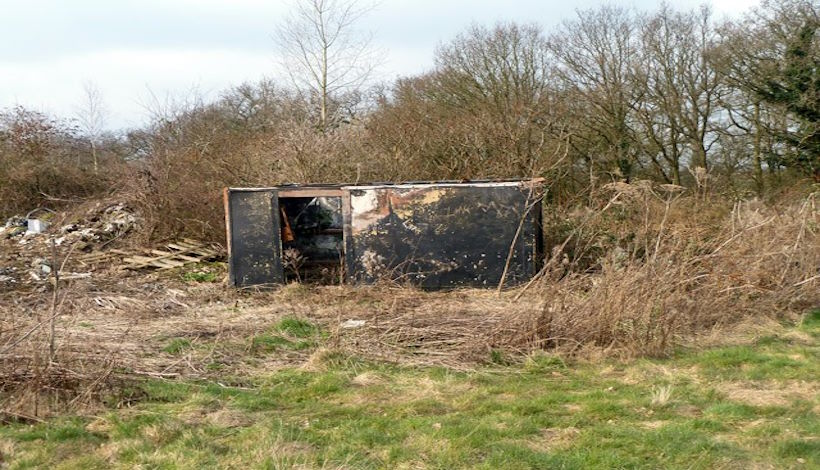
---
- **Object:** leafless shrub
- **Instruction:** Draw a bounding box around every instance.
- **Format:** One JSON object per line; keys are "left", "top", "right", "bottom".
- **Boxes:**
{"left": 519, "top": 185, "right": 819, "bottom": 357}
{"left": 0, "top": 246, "right": 137, "bottom": 421}
{"left": 0, "top": 106, "right": 126, "bottom": 219}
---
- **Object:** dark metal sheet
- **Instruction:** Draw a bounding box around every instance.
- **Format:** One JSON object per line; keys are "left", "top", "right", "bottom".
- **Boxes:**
{"left": 343, "top": 183, "right": 541, "bottom": 289}
{"left": 227, "top": 189, "right": 284, "bottom": 286}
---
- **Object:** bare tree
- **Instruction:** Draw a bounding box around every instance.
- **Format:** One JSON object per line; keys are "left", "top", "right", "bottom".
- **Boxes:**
{"left": 633, "top": 5, "right": 724, "bottom": 184}
{"left": 432, "top": 22, "right": 567, "bottom": 176}
{"left": 719, "top": 0, "right": 820, "bottom": 182}
{"left": 548, "top": 6, "right": 640, "bottom": 182}
{"left": 276, "top": 0, "right": 379, "bottom": 131}
{"left": 74, "top": 81, "right": 107, "bottom": 173}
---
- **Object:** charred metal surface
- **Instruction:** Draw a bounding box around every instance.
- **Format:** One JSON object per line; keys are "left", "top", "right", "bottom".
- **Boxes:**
{"left": 227, "top": 189, "right": 283, "bottom": 286}
{"left": 225, "top": 181, "right": 543, "bottom": 289}
{"left": 343, "top": 183, "right": 541, "bottom": 289}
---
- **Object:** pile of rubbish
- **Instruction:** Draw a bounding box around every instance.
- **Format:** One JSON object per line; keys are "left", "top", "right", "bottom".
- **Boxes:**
{"left": 0, "top": 203, "right": 139, "bottom": 286}
{"left": 1, "top": 203, "right": 137, "bottom": 246}
{"left": 0, "top": 208, "right": 54, "bottom": 239}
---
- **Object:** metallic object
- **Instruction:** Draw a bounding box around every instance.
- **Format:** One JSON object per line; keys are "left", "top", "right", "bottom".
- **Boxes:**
{"left": 224, "top": 180, "right": 543, "bottom": 289}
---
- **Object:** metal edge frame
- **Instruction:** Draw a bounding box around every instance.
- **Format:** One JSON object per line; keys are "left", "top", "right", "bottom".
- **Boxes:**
{"left": 269, "top": 188, "right": 285, "bottom": 286}
{"left": 532, "top": 197, "right": 544, "bottom": 275}
{"left": 278, "top": 188, "right": 344, "bottom": 198}
{"left": 223, "top": 188, "right": 235, "bottom": 286}
{"left": 341, "top": 189, "right": 354, "bottom": 285}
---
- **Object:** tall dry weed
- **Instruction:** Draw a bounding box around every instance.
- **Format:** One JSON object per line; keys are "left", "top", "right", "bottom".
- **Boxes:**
{"left": 522, "top": 184, "right": 818, "bottom": 357}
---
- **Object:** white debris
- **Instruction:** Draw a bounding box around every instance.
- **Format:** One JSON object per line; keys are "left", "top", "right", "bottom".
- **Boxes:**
{"left": 25, "top": 218, "right": 49, "bottom": 234}
{"left": 341, "top": 319, "right": 366, "bottom": 329}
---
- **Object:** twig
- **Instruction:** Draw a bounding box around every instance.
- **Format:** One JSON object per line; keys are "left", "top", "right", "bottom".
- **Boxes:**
{"left": 497, "top": 184, "right": 540, "bottom": 294}
{"left": 0, "top": 410, "right": 45, "bottom": 423}
{"left": 49, "top": 239, "right": 60, "bottom": 363}
{"left": 794, "top": 275, "right": 819, "bottom": 287}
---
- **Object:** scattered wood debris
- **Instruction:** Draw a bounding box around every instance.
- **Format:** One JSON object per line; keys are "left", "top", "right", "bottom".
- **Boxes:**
{"left": 72, "top": 239, "right": 222, "bottom": 272}
{"left": 122, "top": 239, "right": 221, "bottom": 270}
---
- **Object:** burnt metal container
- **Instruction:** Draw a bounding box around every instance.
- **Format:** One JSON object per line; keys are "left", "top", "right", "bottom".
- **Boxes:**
{"left": 224, "top": 180, "right": 543, "bottom": 289}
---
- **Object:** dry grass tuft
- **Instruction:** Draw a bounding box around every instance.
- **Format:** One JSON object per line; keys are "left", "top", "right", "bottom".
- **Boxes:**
{"left": 517, "top": 186, "right": 819, "bottom": 357}
{"left": 322, "top": 189, "right": 818, "bottom": 364}
{"left": 351, "top": 371, "right": 386, "bottom": 387}
{"left": 650, "top": 385, "right": 674, "bottom": 408}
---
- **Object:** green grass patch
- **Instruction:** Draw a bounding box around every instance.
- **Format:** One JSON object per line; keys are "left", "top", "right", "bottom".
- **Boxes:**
{"left": 162, "top": 337, "right": 192, "bottom": 354}
{"left": 800, "top": 309, "right": 820, "bottom": 336}
{"left": 1, "top": 313, "right": 816, "bottom": 469}
{"left": 275, "top": 317, "right": 318, "bottom": 338}
{"left": 181, "top": 271, "right": 219, "bottom": 282}
{"left": 180, "top": 262, "right": 223, "bottom": 283}
{"left": 248, "top": 317, "right": 320, "bottom": 354}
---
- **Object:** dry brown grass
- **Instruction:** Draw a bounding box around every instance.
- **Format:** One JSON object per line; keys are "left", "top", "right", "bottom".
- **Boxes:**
{"left": 717, "top": 380, "right": 819, "bottom": 408}
{"left": 1, "top": 186, "right": 817, "bottom": 419}
{"left": 322, "top": 187, "right": 818, "bottom": 363}
{"left": 516, "top": 184, "right": 819, "bottom": 357}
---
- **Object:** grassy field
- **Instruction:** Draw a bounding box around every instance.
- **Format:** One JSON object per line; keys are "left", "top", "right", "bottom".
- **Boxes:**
{"left": 1, "top": 310, "right": 817, "bottom": 469}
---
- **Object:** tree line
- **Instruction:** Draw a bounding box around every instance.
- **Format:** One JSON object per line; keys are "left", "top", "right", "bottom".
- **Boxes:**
{"left": 0, "top": 0, "right": 817, "bottom": 240}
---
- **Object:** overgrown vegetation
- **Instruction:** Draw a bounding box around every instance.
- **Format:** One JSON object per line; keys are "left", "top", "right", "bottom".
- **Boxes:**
{"left": 1, "top": 184, "right": 815, "bottom": 421}
{"left": 1, "top": 0, "right": 818, "bottom": 466}
{"left": 1, "top": 1, "right": 818, "bottom": 241}
{"left": 1, "top": 311, "right": 816, "bottom": 468}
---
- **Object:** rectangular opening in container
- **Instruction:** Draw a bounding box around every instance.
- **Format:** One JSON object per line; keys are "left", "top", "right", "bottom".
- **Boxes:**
{"left": 278, "top": 196, "right": 344, "bottom": 283}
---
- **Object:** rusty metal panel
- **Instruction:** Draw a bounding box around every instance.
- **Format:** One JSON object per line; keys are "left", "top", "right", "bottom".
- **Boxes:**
{"left": 342, "top": 182, "right": 541, "bottom": 289}
{"left": 226, "top": 189, "right": 284, "bottom": 286}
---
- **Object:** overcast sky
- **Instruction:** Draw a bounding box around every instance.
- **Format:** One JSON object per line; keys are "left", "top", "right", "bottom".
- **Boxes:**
{"left": 0, "top": 0, "right": 758, "bottom": 130}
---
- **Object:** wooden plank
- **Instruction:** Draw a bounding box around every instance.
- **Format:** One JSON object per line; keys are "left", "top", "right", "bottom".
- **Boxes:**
{"left": 175, "top": 240, "right": 214, "bottom": 252}
{"left": 150, "top": 249, "right": 172, "bottom": 256}
{"left": 146, "top": 249, "right": 200, "bottom": 263}
{"left": 169, "top": 243, "right": 214, "bottom": 254}
{"left": 172, "top": 254, "right": 203, "bottom": 262}
{"left": 131, "top": 254, "right": 159, "bottom": 261}
{"left": 135, "top": 248, "right": 195, "bottom": 263}
{"left": 149, "top": 259, "right": 184, "bottom": 268}
{"left": 124, "top": 256, "right": 175, "bottom": 268}
{"left": 170, "top": 244, "right": 216, "bottom": 258}
{"left": 123, "top": 260, "right": 152, "bottom": 268}
{"left": 166, "top": 243, "right": 191, "bottom": 251}
{"left": 117, "top": 238, "right": 219, "bottom": 270}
